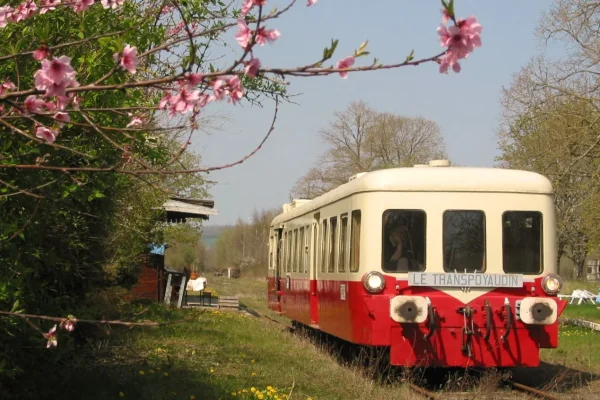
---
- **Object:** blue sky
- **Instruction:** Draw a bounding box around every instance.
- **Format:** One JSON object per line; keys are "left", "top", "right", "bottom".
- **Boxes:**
{"left": 193, "top": 0, "right": 558, "bottom": 226}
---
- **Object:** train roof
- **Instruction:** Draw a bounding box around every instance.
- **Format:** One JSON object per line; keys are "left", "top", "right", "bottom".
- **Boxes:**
{"left": 271, "top": 162, "right": 553, "bottom": 226}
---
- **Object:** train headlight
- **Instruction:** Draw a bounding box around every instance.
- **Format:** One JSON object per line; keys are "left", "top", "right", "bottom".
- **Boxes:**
{"left": 541, "top": 273, "right": 563, "bottom": 295}
{"left": 363, "top": 271, "right": 386, "bottom": 294}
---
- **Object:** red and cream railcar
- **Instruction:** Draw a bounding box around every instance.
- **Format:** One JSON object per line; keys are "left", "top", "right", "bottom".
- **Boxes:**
{"left": 266, "top": 160, "right": 567, "bottom": 368}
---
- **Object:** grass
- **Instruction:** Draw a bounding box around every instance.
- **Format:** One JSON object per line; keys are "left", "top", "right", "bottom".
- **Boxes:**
{"left": 561, "top": 303, "right": 600, "bottom": 323}
{"left": 20, "top": 277, "right": 600, "bottom": 400}
{"left": 51, "top": 302, "right": 416, "bottom": 400}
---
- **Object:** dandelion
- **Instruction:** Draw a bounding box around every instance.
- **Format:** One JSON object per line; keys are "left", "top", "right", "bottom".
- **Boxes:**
{"left": 251, "top": 372, "right": 257, "bottom": 376}
{"left": 251, "top": 388, "right": 256, "bottom": 393}
{"left": 210, "top": 368, "right": 215, "bottom": 373}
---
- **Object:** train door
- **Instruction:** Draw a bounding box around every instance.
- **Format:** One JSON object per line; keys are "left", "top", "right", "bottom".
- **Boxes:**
{"left": 310, "top": 213, "right": 320, "bottom": 327}
{"left": 268, "top": 229, "right": 282, "bottom": 312}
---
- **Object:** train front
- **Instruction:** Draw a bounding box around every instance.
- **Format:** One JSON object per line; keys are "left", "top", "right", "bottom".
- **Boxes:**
{"left": 356, "top": 174, "right": 567, "bottom": 368}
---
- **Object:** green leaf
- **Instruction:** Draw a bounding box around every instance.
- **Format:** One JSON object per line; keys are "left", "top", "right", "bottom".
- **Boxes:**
{"left": 354, "top": 40, "right": 369, "bottom": 57}
{"left": 88, "top": 191, "right": 106, "bottom": 202}
{"left": 10, "top": 300, "right": 19, "bottom": 313}
{"left": 405, "top": 49, "right": 414, "bottom": 63}
{"left": 322, "top": 39, "right": 339, "bottom": 61}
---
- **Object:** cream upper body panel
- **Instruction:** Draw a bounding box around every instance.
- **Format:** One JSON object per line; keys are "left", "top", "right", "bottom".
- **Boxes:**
{"left": 271, "top": 166, "right": 553, "bottom": 226}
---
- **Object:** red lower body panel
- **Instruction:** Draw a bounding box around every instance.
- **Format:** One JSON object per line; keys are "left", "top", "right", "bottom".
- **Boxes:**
{"left": 268, "top": 275, "right": 566, "bottom": 368}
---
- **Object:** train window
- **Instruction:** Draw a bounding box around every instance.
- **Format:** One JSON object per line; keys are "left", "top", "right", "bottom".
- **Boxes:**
{"left": 443, "top": 210, "right": 486, "bottom": 273}
{"left": 339, "top": 214, "right": 348, "bottom": 272}
{"left": 287, "top": 231, "right": 292, "bottom": 273}
{"left": 305, "top": 225, "right": 310, "bottom": 273}
{"left": 350, "top": 210, "right": 361, "bottom": 273}
{"left": 321, "top": 220, "right": 328, "bottom": 273}
{"left": 502, "top": 211, "right": 543, "bottom": 274}
{"left": 298, "top": 228, "right": 304, "bottom": 274}
{"left": 329, "top": 217, "right": 337, "bottom": 273}
{"left": 269, "top": 236, "right": 273, "bottom": 269}
{"left": 382, "top": 210, "right": 426, "bottom": 273}
{"left": 313, "top": 224, "right": 318, "bottom": 274}
{"left": 283, "top": 231, "right": 288, "bottom": 273}
{"left": 293, "top": 229, "right": 299, "bottom": 272}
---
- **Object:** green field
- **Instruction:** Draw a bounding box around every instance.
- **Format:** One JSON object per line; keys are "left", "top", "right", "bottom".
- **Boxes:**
{"left": 23, "top": 278, "right": 600, "bottom": 400}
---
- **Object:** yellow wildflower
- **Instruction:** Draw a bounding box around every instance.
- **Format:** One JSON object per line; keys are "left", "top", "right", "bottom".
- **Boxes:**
{"left": 251, "top": 372, "right": 257, "bottom": 376}
{"left": 163, "top": 372, "right": 169, "bottom": 377}
{"left": 251, "top": 359, "right": 256, "bottom": 364}
{"left": 190, "top": 396, "right": 196, "bottom": 400}
{"left": 119, "top": 392, "right": 125, "bottom": 398}
{"left": 139, "top": 370, "right": 145, "bottom": 376}
{"left": 251, "top": 388, "right": 256, "bottom": 393}
{"left": 231, "top": 392, "right": 236, "bottom": 396}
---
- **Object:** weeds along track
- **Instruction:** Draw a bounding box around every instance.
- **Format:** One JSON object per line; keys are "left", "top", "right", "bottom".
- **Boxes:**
{"left": 242, "top": 306, "right": 565, "bottom": 399}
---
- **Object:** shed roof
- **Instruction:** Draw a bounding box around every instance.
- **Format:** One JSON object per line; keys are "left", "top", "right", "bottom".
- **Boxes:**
{"left": 161, "top": 197, "right": 218, "bottom": 222}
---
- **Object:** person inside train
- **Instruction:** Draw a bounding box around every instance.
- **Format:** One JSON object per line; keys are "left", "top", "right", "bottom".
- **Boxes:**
{"left": 384, "top": 216, "right": 424, "bottom": 272}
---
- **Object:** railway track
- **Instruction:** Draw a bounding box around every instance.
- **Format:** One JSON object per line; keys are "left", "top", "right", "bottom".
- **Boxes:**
{"left": 406, "top": 374, "right": 562, "bottom": 400}
{"left": 243, "top": 306, "right": 563, "bottom": 400}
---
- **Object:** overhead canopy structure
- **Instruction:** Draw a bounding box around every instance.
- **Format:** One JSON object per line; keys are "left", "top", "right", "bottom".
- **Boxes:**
{"left": 161, "top": 197, "right": 218, "bottom": 223}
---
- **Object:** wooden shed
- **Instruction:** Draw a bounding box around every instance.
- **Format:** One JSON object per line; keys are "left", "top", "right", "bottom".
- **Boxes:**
{"left": 128, "top": 197, "right": 218, "bottom": 302}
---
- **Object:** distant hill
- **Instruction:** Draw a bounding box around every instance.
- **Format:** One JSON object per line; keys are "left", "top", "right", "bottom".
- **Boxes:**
{"left": 201, "top": 225, "right": 231, "bottom": 248}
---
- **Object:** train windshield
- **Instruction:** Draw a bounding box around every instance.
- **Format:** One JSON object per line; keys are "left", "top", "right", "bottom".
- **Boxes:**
{"left": 382, "top": 210, "right": 426, "bottom": 273}
{"left": 502, "top": 211, "right": 543, "bottom": 274}
{"left": 443, "top": 210, "right": 486, "bottom": 273}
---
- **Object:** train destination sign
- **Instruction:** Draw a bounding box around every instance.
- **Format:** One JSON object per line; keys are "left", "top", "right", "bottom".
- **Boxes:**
{"left": 407, "top": 272, "right": 523, "bottom": 288}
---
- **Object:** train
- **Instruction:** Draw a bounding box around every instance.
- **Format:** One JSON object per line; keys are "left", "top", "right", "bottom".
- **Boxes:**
{"left": 266, "top": 160, "right": 567, "bottom": 368}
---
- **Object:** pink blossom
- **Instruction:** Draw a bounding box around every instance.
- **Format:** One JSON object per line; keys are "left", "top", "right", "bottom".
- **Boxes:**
{"left": 0, "top": 6, "right": 14, "bottom": 28}
{"left": 226, "top": 76, "right": 243, "bottom": 103}
{"left": 244, "top": 57, "right": 261, "bottom": 78}
{"left": 211, "top": 76, "right": 244, "bottom": 103}
{"left": 33, "top": 46, "right": 50, "bottom": 61}
{"left": 159, "top": 93, "right": 171, "bottom": 110}
{"left": 54, "top": 112, "right": 70, "bottom": 127}
{"left": 24, "top": 95, "right": 46, "bottom": 114}
{"left": 307, "top": 0, "right": 317, "bottom": 5}
{"left": 241, "top": 0, "right": 266, "bottom": 16}
{"left": 161, "top": 87, "right": 208, "bottom": 117}
{"left": 212, "top": 79, "right": 227, "bottom": 101}
{"left": 114, "top": 44, "right": 138, "bottom": 74}
{"left": 255, "top": 27, "right": 280, "bottom": 46}
{"left": 441, "top": 8, "right": 451, "bottom": 24}
{"left": 60, "top": 317, "right": 77, "bottom": 331}
{"left": 11, "top": 1, "right": 37, "bottom": 22}
{"left": 185, "top": 73, "right": 203, "bottom": 87}
{"left": 44, "top": 324, "right": 58, "bottom": 348}
{"left": 126, "top": 115, "right": 143, "bottom": 127}
{"left": 39, "top": 56, "right": 75, "bottom": 85}
{"left": 168, "top": 21, "right": 185, "bottom": 36}
{"left": 336, "top": 56, "right": 355, "bottom": 79}
{"left": 71, "top": 0, "right": 94, "bottom": 13}
{"left": 161, "top": 5, "right": 172, "bottom": 14}
{"left": 40, "top": 0, "right": 61, "bottom": 15}
{"left": 437, "top": 16, "right": 482, "bottom": 74}
{"left": 0, "top": 80, "right": 16, "bottom": 96}
{"left": 36, "top": 125, "right": 58, "bottom": 144}
{"left": 101, "top": 0, "right": 124, "bottom": 9}
{"left": 235, "top": 19, "right": 251, "bottom": 48}
{"left": 34, "top": 56, "right": 79, "bottom": 97}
